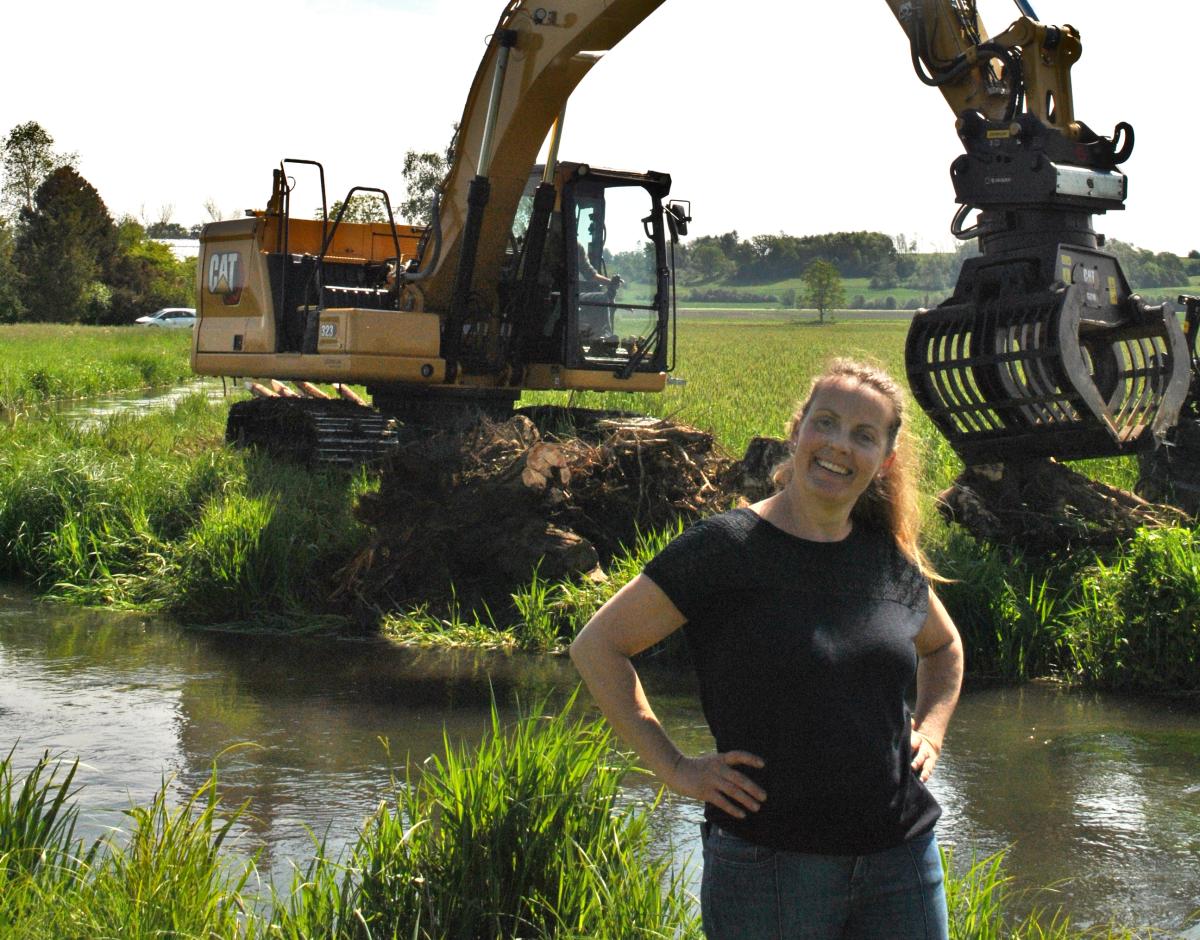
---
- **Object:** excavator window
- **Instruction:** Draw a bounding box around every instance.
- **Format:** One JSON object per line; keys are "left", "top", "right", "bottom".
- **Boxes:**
{"left": 564, "top": 178, "right": 670, "bottom": 373}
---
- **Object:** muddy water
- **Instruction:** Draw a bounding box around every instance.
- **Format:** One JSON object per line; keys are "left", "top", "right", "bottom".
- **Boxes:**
{"left": 1, "top": 586, "right": 1197, "bottom": 931}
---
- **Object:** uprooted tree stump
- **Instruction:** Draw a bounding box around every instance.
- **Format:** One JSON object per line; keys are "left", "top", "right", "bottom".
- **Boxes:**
{"left": 938, "top": 459, "right": 1188, "bottom": 557}
{"left": 336, "top": 410, "right": 784, "bottom": 622}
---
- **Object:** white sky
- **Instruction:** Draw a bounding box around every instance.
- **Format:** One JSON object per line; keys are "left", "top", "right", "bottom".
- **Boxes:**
{"left": 4, "top": 0, "right": 1196, "bottom": 254}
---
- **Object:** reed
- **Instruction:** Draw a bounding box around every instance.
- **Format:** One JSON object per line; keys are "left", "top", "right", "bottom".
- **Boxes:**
{"left": 1058, "top": 526, "right": 1200, "bottom": 691}
{"left": 942, "top": 845, "right": 1159, "bottom": 939}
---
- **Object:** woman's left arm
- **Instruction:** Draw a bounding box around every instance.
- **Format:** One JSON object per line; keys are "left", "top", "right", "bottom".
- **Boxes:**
{"left": 910, "top": 588, "right": 964, "bottom": 782}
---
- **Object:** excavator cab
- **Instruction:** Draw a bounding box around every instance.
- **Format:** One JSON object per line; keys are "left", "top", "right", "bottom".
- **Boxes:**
{"left": 507, "top": 163, "right": 679, "bottom": 387}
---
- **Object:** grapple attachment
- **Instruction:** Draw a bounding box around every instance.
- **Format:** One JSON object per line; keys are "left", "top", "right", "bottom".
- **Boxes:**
{"left": 907, "top": 274, "right": 1190, "bottom": 465}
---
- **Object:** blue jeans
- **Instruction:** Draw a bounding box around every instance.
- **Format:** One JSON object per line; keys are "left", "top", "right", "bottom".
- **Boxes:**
{"left": 700, "top": 824, "right": 948, "bottom": 939}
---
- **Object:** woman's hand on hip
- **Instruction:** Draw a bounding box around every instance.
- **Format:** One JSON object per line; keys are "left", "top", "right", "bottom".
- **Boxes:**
{"left": 910, "top": 729, "right": 942, "bottom": 782}
{"left": 666, "top": 751, "right": 766, "bottom": 819}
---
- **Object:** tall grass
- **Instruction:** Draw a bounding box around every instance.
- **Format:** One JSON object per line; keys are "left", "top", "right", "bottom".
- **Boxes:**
{"left": 1060, "top": 527, "right": 1200, "bottom": 691}
{"left": 0, "top": 393, "right": 371, "bottom": 626}
{"left": 0, "top": 717, "right": 1164, "bottom": 939}
{"left": 943, "top": 846, "right": 1157, "bottom": 939}
{"left": 0, "top": 324, "right": 194, "bottom": 412}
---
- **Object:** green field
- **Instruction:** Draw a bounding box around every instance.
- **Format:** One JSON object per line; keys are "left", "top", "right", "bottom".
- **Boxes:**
{"left": 624, "top": 272, "right": 1200, "bottom": 311}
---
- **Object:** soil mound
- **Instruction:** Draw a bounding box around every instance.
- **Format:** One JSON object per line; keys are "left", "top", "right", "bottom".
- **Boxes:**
{"left": 938, "top": 460, "right": 1187, "bottom": 557}
{"left": 337, "top": 409, "right": 783, "bottom": 620}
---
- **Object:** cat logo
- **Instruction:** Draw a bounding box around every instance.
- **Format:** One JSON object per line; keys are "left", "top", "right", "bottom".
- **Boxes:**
{"left": 207, "top": 250, "right": 244, "bottom": 306}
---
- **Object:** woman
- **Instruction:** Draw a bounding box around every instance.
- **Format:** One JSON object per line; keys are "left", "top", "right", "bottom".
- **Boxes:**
{"left": 570, "top": 359, "right": 963, "bottom": 939}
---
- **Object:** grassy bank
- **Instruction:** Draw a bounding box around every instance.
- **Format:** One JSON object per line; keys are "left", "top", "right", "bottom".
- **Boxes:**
{"left": 0, "top": 324, "right": 194, "bottom": 413}
{"left": 0, "top": 393, "right": 370, "bottom": 627}
{"left": 0, "top": 707, "right": 1163, "bottom": 939}
{"left": 1, "top": 321, "right": 1197, "bottom": 692}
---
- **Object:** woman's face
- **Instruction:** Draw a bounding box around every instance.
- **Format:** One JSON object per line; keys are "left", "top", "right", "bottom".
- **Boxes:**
{"left": 788, "top": 377, "right": 897, "bottom": 510}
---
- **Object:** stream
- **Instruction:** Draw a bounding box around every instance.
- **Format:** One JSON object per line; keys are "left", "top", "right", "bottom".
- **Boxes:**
{"left": 1, "top": 586, "right": 1197, "bottom": 932}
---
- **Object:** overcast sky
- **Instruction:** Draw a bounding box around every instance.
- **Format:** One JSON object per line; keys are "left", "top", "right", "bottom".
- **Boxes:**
{"left": 4, "top": 0, "right": 1196, "bottom": 254}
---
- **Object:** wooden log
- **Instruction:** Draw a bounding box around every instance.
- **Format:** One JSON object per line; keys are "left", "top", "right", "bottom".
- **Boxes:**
{"left": 270, "top": 379, "right": 302, "bottom": 398}
{"left": 297, "top": 382, "right": 332, "bottom": 399}
{"left": 246, "top": 381, "right": 279, "bottom": 399}
{"left": 335, "top": 384, "right": 368, "bottom": 406}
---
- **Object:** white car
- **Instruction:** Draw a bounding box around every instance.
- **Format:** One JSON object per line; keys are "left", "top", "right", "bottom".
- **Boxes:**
{"left": 135, "top": 307, "right": 196, "bottom": 328}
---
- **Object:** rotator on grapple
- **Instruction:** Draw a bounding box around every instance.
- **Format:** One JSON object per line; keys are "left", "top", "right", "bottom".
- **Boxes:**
{"left": 899, "top": 4, "right": 1190, "bottom": 470}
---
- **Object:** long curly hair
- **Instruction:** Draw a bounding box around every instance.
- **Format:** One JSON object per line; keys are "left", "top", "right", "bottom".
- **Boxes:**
{"left": 772, "top": 358, "right": 939, "bottom": 580}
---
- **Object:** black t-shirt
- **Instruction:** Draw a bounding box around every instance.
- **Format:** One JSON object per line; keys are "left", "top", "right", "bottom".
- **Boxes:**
{"left": 643, "top": 507, "right": 939, "bottom": 855}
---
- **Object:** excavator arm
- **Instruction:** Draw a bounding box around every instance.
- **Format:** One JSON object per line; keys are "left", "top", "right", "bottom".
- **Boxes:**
{"left": 399, "top": 0, "right": 1186, "bottom": 463}
{"left": 882, "top": 1, "right": 1189, "bottom": 464}
{"left": 404, "top": 1, "right": 667, "bottom": 315}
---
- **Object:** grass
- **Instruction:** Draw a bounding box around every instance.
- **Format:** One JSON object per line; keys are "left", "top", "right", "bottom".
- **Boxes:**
{"left": 942, "top": 846, "right": 1161, "bottom": 939}
{"left": 0, "top": 324, "right": 194, "bottom": 413}
{"left": 383, "top": 525, "right": 682, "bottom": 651}
{"left": 1, "top": 320, "right": 1198, "bottom": 694}
{"left": 0, "top": 392, "right": 372, "bottom": 627}
{"left": 0, "top": 708, "right": 1169, "bottom": 939}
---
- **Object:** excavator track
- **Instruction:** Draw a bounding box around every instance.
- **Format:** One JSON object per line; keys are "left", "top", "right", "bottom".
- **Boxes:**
{"left": 226, "top": 398, "right": 403, "bottom": 468}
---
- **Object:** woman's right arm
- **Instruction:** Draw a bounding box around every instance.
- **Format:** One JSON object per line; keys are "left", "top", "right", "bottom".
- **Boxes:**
{"left": 569, "top": 574, "right": 767, "bottom": 819}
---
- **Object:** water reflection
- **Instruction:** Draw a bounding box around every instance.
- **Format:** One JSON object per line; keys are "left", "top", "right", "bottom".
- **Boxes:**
{"left": 1, "top": 585, "right": 1197, "bottom": 929}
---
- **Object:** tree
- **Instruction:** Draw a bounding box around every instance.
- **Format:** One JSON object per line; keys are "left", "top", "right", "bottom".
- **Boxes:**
{"left": 144, "top": 203, "right": 193, "bottom": 239}
{"left": 908, "top": 253, "right": 954, "bottom": 292}
{"left": 318, "top": 194, "right": 389, "bottom": 224}
{"left": 13, "top": 166, "right": 116, "bottom": 322}
{"left": 1, "top": 121, "right": 77, "bottom": 219}
{"left": 869, "top": 257, "right": 899, "bottom": 290}
{"left": 1107, "top": 240, "right": 1189, "bottom": 288}
{"left": 0, "top": 219, "right": 24, "bottom": 322}
{"left": 146, "top": 220, "right": 192, "bottom": 239}
{"left": 610, "top": 242, "right": 655, "bottom": 284}
{"left": 690, "top": 242, "right": 734, "bottom": 282}
{"left": 802, "top": 259, "right": 845, "bottom": 323}
{"left": 105, "top": 216, "right": 196, "bottom": 323}
{"left": 401, "top": 125, "right": 458, "bottom": 226}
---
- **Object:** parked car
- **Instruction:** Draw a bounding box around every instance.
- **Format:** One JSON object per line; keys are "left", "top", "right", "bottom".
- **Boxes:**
{"left": 135, "top": 307, "right": 196, "bottom": 328}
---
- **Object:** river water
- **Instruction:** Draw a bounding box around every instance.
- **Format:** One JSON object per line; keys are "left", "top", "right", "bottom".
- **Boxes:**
{"left": 1, "top": 585, "right": 1197, "bottom": 932}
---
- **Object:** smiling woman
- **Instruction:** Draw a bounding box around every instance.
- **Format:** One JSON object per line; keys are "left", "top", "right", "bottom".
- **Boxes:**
{"left": 571, "top": 357, "right": 964, "bottom": 939}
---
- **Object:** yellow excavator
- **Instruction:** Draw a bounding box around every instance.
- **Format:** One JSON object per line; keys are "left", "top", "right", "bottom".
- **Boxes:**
{"left": 191, "top": 0, "right": 1192, "bottom": 469}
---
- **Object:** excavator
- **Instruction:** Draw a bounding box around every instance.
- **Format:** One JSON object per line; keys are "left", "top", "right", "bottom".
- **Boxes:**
{"left": 191, "top": 0, "right": 1193, "bottom": 474}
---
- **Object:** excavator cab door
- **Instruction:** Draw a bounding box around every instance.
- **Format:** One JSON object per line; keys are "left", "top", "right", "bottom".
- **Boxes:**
{"left": 555, "top": 168, "right": 675, "bottom": 376}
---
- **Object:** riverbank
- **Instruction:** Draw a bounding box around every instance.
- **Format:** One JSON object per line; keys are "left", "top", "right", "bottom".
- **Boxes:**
{"left": 1, "top": 321, "right": 1198, "bottom": 694}
{"left": 3, "top": 388, "right": 1197, "bottom": 694}
{"left": 0, "top": 324, "right": 194, "bottom": 413}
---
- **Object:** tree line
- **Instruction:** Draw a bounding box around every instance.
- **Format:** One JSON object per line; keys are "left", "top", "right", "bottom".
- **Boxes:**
{"left": 612, "top": 227, "right": 1198, "bottom": 295}
{"left": 2, "top": 117, "right": 1194, "bottom": 326}
{"left": 0, "top": 122, "right": 197, "bottom": 324}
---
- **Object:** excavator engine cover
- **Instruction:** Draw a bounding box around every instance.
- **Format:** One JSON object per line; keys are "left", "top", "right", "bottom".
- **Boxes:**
{"left": 906, "top": 248, "right": 1190, "bottom": 465}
